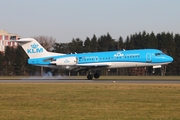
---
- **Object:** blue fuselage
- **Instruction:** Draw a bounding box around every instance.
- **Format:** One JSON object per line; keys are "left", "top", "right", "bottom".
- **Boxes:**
{"left": 28, "top": 49, "right": 173, "bottom": 68}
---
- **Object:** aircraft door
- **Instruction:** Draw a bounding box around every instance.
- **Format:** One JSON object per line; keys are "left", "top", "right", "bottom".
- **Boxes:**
{"left": 146, "top": 53, "right": 152, "bottom": 62}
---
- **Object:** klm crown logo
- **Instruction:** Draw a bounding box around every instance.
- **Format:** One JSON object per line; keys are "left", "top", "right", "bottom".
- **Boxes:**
{"left": 64, "top": 59, "right": 70, "bottom": 63}
{"left": 27, "top": 43, "right": 43, "bottom": 54}
{"left": 31, "top": 43, "right": 38, "bottom": 49}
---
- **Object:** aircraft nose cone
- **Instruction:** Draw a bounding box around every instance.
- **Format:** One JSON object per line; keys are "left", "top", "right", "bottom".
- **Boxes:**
{"left": 169, "top": 56, "right": 173, "bottom": 62}
{"left": 164, "top": 55, "right": 173, "bottom": 63}
{"left": 161, "top": 55, "right": 173, "bottom": 63}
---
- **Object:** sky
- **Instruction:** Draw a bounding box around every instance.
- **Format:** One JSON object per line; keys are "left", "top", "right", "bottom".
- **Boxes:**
{"left": 1, "top": 0, "right": 180, "bottom": 43}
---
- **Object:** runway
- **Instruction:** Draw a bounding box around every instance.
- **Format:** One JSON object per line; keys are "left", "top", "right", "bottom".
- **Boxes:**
{"left": 0, "top": 78, "right": 180, "bottom": 84}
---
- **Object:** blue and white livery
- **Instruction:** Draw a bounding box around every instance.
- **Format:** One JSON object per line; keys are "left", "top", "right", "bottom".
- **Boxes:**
{"left": 16, "top": 38, "right": 173, "bottom": 80}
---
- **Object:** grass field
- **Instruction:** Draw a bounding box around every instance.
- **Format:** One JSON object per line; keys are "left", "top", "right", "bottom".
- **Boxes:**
{"left": 0, "top": 83, "right": 180, "bottom": 120}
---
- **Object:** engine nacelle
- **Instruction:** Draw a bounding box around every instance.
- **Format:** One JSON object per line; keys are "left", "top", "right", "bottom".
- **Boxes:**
{"left": 51, "top": 57, "right": 77, "bottom": 66}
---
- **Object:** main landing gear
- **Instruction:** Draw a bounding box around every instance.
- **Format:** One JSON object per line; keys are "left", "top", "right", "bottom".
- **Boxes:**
{"left": 87, "top": 73, "right": 93, "bottom": 80}
{"left": 87, "top": 72, "right": 100, "bottom": 80}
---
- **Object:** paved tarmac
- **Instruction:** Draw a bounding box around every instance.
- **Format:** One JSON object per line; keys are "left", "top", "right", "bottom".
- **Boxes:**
{"left": 0, "top": 78, "right": 180, "bottom": 84}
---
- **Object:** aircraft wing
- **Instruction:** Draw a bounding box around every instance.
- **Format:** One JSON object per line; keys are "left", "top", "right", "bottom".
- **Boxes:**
{"left": 71, "top": 63, "right": 111, "bottom": 71}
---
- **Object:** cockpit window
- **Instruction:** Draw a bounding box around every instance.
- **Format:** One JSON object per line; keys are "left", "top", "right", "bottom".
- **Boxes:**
{"left": 155, "top": 53, "right": 164, "bottom": 56}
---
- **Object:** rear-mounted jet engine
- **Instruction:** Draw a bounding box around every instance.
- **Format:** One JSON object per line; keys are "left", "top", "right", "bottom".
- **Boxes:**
{"left": 51, "top": 57, "right": 77, "bottom": 66}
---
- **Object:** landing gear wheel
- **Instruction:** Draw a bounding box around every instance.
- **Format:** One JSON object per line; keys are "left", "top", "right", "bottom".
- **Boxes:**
{"left": 87, "top": 74, "right": 93, "bottom": 80}
{"left": 94, "top": 73, "right": 100, "bottom": 79}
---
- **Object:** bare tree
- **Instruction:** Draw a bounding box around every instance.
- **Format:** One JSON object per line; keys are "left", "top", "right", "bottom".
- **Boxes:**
{"left": 34, "top": 36, "right": 56, "bottom": 51}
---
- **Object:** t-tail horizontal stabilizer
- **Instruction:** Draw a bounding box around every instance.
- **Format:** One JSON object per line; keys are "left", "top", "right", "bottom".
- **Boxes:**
{"left": 15, "top": 38, "right": 49, "bottom": 58}
{"left": 13, "top": 38, "right": 65, "bottom": 58}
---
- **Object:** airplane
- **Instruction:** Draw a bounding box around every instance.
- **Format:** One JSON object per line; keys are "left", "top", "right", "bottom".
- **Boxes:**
{"left": 14, "top": 38, "right": 173, "bottom": 80}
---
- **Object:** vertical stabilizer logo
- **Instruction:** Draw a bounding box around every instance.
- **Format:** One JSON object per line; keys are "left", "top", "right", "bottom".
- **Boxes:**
{"left": 27, "top": 43, "right": 43, "bottom": 54}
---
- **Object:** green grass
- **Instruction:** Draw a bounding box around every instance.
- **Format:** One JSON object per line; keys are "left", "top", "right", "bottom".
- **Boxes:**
{"left": 0, "top": 83, "right": 180, "bottom": 120}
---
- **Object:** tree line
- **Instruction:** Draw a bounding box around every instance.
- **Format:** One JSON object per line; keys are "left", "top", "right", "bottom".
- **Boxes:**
{"left": 0, "top": 31, "right": 179, "bottom": 76}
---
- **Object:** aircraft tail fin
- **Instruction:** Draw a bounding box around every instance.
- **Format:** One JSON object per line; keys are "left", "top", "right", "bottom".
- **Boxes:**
{"left": 15, "top": 38, "right": 58, "bottom": 58}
